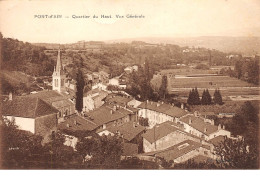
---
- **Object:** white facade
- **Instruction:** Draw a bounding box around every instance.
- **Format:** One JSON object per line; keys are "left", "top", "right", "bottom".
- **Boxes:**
{"left": 64, "top": 134, "right": 78, "bottom": 150}
{"left": 52, "top": 73, "right": 66, "bottom": 93}
{"left": 92, "top": 83, "right": 107, "bottom": 90}
{"left": 109, "top": 78, "right": 119, "bottom": 86}
{"left": 138, "top": 109, "right": 174, "bottom": 128}
{"left": 52, "top": 49, "right": 66, "bottom": 93}
{"left": 179, "top": 119, "right": 231, "bottom": 141}
{"left": 4, "top": 116, "right": 35, "bottom": 134}
{"left": 83, "top": 96, "right": 95, "bottom": 112}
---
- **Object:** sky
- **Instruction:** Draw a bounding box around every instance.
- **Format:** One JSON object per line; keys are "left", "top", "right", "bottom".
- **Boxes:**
{"left": 0, "top": 0, "right": 260, "bottom": 43}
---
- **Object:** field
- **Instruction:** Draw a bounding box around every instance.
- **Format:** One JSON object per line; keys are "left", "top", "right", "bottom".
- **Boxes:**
{"left": 152, "top": 68, "right": 259, "bottom": 100}
{"left": 169, "top": 76, "right": 255, "bottom": 88}
{"left": 169, "top": 76, "right": 259, "bottom": 100}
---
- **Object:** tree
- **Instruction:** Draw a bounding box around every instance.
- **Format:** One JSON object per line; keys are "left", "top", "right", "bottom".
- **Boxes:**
{"left": 43, "top": 131, "right": 76, "bottom": 168}
{"left": 159, "top": 75, "right": 168, "bottom": 99}
{"left": 1, "top": 119, "right": 44, "bottom": 169}
{"left": 75, "top": 69, "right": 85, "bottom": 112}
{"left": 213, "top": 89, "right": 223, "bottom": 105}
{"left": 201, "top": 89, "right": 212, "bottom": 105}
{"left": 193, "top": 87, "right": 201, "bottom": 105}
{"left": 234, "top": 60, "right": 243, "bottom": 79}
{"left": 187, "top": 89, "right": 194, "bottom": 105}
{"left": 187, "top": 88, "right": 200, "bottom": 105}
{"left": 75, "top": 135, "right": 123, "bottom": 169}
{"left": 214, "top": 138, "right": 258, "bottom": 169}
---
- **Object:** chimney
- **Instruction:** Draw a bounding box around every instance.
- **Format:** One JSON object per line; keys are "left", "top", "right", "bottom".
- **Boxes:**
{"left": 172, "top": 103, "right": 175, "bottom": 107}
{"left": 211, "top": 120, "right": 215, "bottom": 126}
{"left": 74, "top": 120, "right": 77, "bottom": 125}
{"left": 218, "top": 124, "right": 221, "bottom": 130}
{"left": 113, "top": 105, "right": 117, "bottom": 111}
{"left": 110, "top": 110, "right": 113, "bottom": 114}
{"left": 204, "top": 127, "right": 207, "bottom": 133}
{"left": 189, "top": 118, "right": 192, "bottom": 124}
{"left": 66, "top": 124, "right": 70, "bottom": 128}
{"left": 161, "top": 101, "right": 164, "bottom": 104}
{"left": 223, "top": 125, "right": 225, "bottom": 130}
{"left": 157, "top": 103, "right": 160, "bottom": 107}
{"left": 181, "top": 103, "right": 184, "bottom": 109}
{"left": 174, "top": 118, "right": 178, "bottom": 123}
{"left": 9, "top": 92, "right": 12, "bottom": 101}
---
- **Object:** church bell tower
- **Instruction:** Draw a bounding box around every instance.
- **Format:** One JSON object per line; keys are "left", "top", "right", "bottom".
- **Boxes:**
{"left": 52, "top": 49, "right": 66, "bottom": 93}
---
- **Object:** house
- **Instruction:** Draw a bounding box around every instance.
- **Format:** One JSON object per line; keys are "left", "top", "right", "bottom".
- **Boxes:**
{"left": 98, "top": 121, "right": 145, "bottom": 151}
{"left": 138, "top": 101, "right": 188, "bottom": 128}
{"left": 127, "top": 99, "right": 142, "bottom": 108}
{"left": 58, "top": 114, "right": 99, "bottom": 149}
{"left": 65, "top": 79, "right": 76, "bottom": 91}
{"left": 83, "top": 88, "right": 108, "bottom": 112}
{"left": 91, "top": 82, "right": 107, "bottom": 90}
{"left": 142, "top": 121, "right": 202, "bottom": 152}
{"left": 27, "top": 90, "right": 75, "bottom": 123}
{"left": 109, "top": 77, "right": 119, "bottom": 86}
{"left": 105, "top": 94, "right": 133, "bottom": 107}
{"left": 124, "top": 66, "right": 133, "bottom": 74}
{"left": 189, "top": 104, "right": 239, "bottom": 118}
{"left": 84, "top": 105, "right": 136, "bottom": 132}
{"left": 105, "top": 94, "right": 139, "bottom": 121}
{"left": 2, "top": 96, "right": 59, "bottom": 141}
{"left": 140, "top": 140, "right": 211, "bottom": 164}
{"left": 109, "top": 73, "right": 127, "bottom": 89}
{"left": 98, "top": 121, "right": 145, "bottom": 153}
{"left": 178, "top": 115, "right": 231, "bottom": 141}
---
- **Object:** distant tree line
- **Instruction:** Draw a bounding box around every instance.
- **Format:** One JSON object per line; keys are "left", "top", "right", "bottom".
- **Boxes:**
{"left": 220, "top": 58, "right": 259, "bottom": 85}
{"left": 1, "top": 34, "right": 55, "bottom": 76}
{"left": 187, "top": 88, "right": 223, "bottom": 105}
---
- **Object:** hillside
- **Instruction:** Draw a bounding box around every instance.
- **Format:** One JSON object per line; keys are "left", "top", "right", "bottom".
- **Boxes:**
{"left": 106, "top": 36, "right": 260, "bottom": 55}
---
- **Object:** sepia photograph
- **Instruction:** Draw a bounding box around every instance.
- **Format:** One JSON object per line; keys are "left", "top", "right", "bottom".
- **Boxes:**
{"left": 0, "top": 0, "right": 259, "bottom": 171}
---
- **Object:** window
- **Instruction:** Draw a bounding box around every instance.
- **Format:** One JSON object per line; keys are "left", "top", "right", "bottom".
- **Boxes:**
{"left": 55, "top": 79, "right": 58, "bottom": 87}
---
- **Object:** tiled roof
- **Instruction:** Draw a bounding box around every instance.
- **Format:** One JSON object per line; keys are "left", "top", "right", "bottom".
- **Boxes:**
{"left": 138, "top": 101, "right": 187, "bottom": 118}
{"left": 85, "top": 105, "right": 132, "bottom": 126}
{"left": 142, "top": 140, "right": 201, "bottom": 162}
{"left": 84, "top": 88, "right": 100, "bottom": 96}
{"left": 208, "top": 135, "right": 225, "bottom": 146}
{"left": 142, "top": 121, "right": 180, "bottom": 143}
{"left": 2, "top": 96, "right": 58, "bottom": 118}
{"left": 189, "top": 104, "right": 240, "bottom": 114}
{"left": 105, "top": 121, "right": 145, "bottom": 141}
{"left": 27, "top": 90, "right": 74, "bottom": 106}
{"left": 58, "top": 114, "right": 98, "bottom": 131}
{"left": 180, "top": 115, "right": 219, "bottom": 136}
{"left": 106, "top": 95, "right": 133, "bottom": 106}
{"left": 142, "top": 121, "right": 200, "bottom": 144}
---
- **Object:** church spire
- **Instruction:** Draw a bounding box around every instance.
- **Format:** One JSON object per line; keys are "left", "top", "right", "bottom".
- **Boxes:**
{"left": 56, "top": 49, "right": 62, "bottom": 72}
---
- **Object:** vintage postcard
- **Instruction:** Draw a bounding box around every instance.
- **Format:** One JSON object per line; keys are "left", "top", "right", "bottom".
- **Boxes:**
{"left": 0, "top": 0, "right": 259, "bottom": 170}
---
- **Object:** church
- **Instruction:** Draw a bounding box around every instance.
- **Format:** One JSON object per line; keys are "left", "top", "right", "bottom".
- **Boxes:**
{"left": 2, "top": 49, "right": 76, "bottom": 139}
{"left": 28, "top": 49, "right": 76, "bottom": 122}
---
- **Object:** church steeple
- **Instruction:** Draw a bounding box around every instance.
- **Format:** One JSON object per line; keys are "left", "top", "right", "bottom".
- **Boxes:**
{"left": 52, "top": 49, "right": 66, "bottom": 93}
{"left": 56, "top": 49, "right": 62, "bottom": 72}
